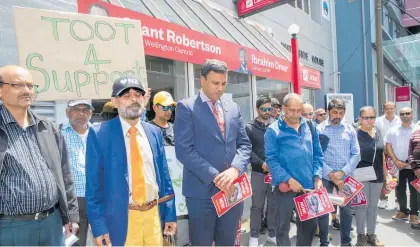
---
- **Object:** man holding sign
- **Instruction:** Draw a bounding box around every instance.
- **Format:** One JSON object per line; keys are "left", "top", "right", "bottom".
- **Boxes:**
{"left": 265, "top": 93, "right": 324, "bottom": 246}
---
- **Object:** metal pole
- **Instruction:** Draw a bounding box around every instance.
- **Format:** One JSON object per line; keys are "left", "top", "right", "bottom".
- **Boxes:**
{"left": 291, "top": 34, "right": 301, "bottom": 95}
{"left": 376, "top": 0, "right": 385, "bottom": 113}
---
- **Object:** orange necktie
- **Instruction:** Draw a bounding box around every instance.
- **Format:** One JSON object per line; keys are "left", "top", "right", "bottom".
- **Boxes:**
{"left": 129, "top": 126, "right": 146, "bottom": 205}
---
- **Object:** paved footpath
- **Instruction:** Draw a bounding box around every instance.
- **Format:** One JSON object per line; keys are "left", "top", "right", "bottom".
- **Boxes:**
{"left": 240, "top": 192, "right": 420, "bottom": 246}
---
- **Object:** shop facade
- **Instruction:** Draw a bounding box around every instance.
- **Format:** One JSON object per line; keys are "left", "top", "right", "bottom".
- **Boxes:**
{"left": 1, "top": 0, "right": 326, "bottom": 124}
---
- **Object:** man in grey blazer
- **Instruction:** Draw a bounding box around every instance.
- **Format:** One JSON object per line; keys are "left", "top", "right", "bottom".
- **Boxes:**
{"left": 174, "top": 59, "right": 251, "bottom": 246}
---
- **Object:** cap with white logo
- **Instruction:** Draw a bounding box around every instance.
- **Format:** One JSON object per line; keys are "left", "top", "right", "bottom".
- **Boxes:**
{"left": 111, "top": 76, "right": 145, "bottom": 97}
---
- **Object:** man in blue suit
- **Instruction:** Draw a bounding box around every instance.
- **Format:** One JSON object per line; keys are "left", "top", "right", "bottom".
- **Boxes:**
{"left": 174, "top": 59, "right": 252, "bottom": 246}
{"left": 86, "top": 77, "right": 176, "bottom": 246}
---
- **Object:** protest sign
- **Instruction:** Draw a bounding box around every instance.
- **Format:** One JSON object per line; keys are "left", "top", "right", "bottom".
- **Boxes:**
{"left": 411, "top": 177, "right": 420, "bottom": 193}
{"left": 339, "top": 176, "right": 364, "bottom": 206}
{"left": 294, "top": 188, "right": 335, "bottom": 221}
{"left": 351, "top": 190, "right": 367, "bottom": 207}
{"left": 13, "top": 7, "right": 147, "bottom": 101}
{"left": 164, "top": 147, "right": 188, "bottom": 216}
{"left": 212, "top": 173, "right": 252, "bottom": 217}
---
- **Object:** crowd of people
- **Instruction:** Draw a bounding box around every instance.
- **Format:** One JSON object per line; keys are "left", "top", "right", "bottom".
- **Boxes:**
{"left": 0, "top": 60, "right": 419, "bottom": 247}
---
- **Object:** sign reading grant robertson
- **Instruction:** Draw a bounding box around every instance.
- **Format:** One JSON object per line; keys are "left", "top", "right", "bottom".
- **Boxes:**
{"left": 13, "top": 7, "right": 147, "bottom": 101}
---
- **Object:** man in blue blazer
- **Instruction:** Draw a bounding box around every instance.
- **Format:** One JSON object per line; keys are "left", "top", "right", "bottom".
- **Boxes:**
{"left": 86, "top": 77, "right": 176, "bottom": 246}
{"left": 174, "top": 59, "right": 252, "bottom": 246}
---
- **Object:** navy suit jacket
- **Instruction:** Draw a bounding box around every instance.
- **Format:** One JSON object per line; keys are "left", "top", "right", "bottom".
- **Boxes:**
{"left": 85, "top": 117, "right": 176, "bottom": 246}
{"left": 174, "top": 95, "right": 251, "bottom": 199}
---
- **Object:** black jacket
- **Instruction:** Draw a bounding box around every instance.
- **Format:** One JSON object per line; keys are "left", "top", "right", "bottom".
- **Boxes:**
{"left": 0, "top": 109, "right": 79, "bottom": 224}
{"left": 245, "top": 118, "right": 272, "bottom": 174}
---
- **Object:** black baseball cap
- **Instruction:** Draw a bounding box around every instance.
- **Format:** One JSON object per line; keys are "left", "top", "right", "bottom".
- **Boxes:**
{"left": 111, "top": 76, "right": 145, "bottom": 97}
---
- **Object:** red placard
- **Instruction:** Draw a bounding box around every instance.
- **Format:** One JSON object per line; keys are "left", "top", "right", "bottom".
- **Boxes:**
{"left": 293, "top": 188, "right": 335, "bottom": 221}
{"left": 77, "top": 0, "right": 321, "bottom": 88}
{"left": 237, "top": 0, "right": 293, "bottom": 17}
{"left": 339, "top": 176, "right": 364, "bottom": 206}
{"left": 350, "top": 190, "right": 367, "bottom": 207}
{"left": 411, "top": 177, "right": 420, "bottom": 193}
{"left": 211, "top": 173, "right": 252, "bottom": 217}
{"left": 396, "top": 86, "right": 411, "bottom": 102}
{"left": 264, "top": 173, "right": 272, "bottom": 184}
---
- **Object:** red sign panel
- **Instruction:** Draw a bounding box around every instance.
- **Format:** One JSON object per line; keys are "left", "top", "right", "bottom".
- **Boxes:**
{"left": 396, "top": 86, "right": 411, "bottom": 102}
{"left": 293, "top": 188, "right": 335, "bottom": 221}
{"left": 78, "top": 0, "right": 320, "bottom": 88}
{"left": 237, "top": 0, "right": 293, "bottom": 17}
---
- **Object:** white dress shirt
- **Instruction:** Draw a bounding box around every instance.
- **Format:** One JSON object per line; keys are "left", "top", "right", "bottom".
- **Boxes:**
{"left": 120, "top": 118, "right": 159, "bottom": 203}
{"left": 375, "top": 115, "right": 401, "bottom": 138}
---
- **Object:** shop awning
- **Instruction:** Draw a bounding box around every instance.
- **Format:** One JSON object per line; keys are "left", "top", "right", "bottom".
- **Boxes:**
{"left": 115, "top": 0, "right": 290, "bottom": 59}
{"left": 383, "top": 33, "right": 420, "bottom": 91}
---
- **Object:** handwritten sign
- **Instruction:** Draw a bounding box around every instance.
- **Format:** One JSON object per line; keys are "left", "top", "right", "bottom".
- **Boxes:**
{"left": 13, "top": 7, "right": 147, "bottom": 101}
{"left": 164, "top": 147, "right": 188, "bottom": 216}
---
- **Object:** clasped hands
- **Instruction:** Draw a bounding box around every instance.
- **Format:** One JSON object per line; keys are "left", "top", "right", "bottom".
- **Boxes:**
{"left": 328, "top": 171, "right": 345, "bottom": 190}
{"left": 213, "top": 167, "right": 240, "bottom": 197}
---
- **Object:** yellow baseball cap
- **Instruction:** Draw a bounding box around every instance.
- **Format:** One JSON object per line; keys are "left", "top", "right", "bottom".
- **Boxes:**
{"left": 153, "top": 91, "right": 176, "bottom": 106}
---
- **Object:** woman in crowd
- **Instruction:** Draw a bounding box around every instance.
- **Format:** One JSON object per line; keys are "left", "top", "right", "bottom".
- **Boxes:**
{"left": 354, "top": 106, "right": 385, "bottom": 247}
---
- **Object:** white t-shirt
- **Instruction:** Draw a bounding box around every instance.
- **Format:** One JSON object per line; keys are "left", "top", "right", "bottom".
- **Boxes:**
{"left": 385, "top": 124, "right": 415, "bottom": 169}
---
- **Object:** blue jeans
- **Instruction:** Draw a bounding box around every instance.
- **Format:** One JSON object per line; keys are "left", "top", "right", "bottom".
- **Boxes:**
{"left": 318, "top": 179, "right": 353, "bottom": 246}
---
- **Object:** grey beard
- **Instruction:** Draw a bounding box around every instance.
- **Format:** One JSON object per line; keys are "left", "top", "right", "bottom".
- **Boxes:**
{"left": 119, "top": 107, "right": 143, "bottom": 120}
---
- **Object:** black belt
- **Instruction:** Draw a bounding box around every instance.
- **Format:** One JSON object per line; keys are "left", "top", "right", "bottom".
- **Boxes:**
{"left": 0, "top": 204, "right": 58, "bottom": 221}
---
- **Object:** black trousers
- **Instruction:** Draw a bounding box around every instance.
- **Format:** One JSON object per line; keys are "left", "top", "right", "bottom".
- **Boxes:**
{"left": 75, "top": 197, "right": 89, "bottom": 246}
{"left": 397, "top": 169, "right": 419, "bottom": 215}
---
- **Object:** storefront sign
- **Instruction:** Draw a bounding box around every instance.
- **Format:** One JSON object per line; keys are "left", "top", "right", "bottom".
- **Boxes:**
{"left": 165, "top": 147, "right": 188, "bottom": 216}
{"left": 78, "top": 0, "right": 321, "bottom": 89}
{"left": 13, "top": 7, "right": 147, "bottom": 101}
{"left": 237, "top": 0, "right": 294, "bottom": 18}
{"left": 396, "top": 86, "right": 411, "bottom": 112}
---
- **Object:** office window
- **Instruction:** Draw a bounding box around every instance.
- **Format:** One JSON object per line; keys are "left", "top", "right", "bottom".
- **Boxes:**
{"left": 304, "top": 0, "right": 310, "bottom": 15}
{"left": 297, "top": 0, "right": 303, "bottom": 10}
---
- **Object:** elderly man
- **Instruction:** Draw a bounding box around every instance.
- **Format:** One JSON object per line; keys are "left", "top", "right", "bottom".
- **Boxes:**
{"left": 270, "top": 98, "right": 282, "bottom": 120}
{"left": 174, "top": 59, "right": 251, "bottom": 246}
{"left": 0, "top": 65, "right": 79, "bottom": 245}
{"left": 314, "top": 108, "right": 327, "bottom": 124}
{"left": 265, "top": 93, "right": 323, "bottom": 246}
{"left": 86, "top": 77, "right": 176, "bottom": 246}
{"left": 302, "top": 103, "right": 314, "bottom": 121}
{"left": 62, "top": 100, "right": 94, "bottom": 246}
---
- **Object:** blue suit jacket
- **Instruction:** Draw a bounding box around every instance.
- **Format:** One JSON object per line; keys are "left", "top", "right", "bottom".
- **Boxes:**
{"left": 174, "top": 95, "right": 251, "bottom": 199}
{"left": 85, "top": 117, "right": 176, "bottom": 246}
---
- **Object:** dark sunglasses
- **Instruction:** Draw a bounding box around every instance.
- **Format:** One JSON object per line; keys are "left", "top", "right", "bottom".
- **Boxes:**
{"left": 259, "top": 107, "right": 273, "bottom": 112}
{"left": 159, "top": 104, "right": 176, "bottom": 111}
{"left": 400, "top": 112, "right": 411, "bottom": 116}
{"left": 361, "top": 116, "right": 376, "bottom": 121}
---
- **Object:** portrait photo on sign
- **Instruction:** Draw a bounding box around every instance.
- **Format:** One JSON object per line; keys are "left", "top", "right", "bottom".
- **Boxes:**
{"left": 305, "top": 194, "right": 324, "bottom": 216}
{"left": 227, "top": 183, "right": 243, "bottom": 206}
{"left": 341, "top": 183, "right": 356, "bottom": 198}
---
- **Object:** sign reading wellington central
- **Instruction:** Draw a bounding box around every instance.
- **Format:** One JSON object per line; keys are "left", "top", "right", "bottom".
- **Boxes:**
{"left": 78, "top": 0, "right": 320, "bottom": 88}
{"left": 237, "top": 0, "right": 294, "bottom": 18}
{"left": 13, "top": 7, "right": 147, "bottom": 101}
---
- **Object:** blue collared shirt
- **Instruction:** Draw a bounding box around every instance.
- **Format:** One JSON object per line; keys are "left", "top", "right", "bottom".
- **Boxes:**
{"left": 265, "top": 117, "right": 324, "bottom": 189}
{"left": 61, "top": 123, "right": 91, "bottom": 197}
{"left": 317, "top": 120, "right": 361, "bottom": 180}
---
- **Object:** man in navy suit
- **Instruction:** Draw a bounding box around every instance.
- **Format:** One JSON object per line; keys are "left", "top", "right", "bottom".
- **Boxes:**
{"left": 174, "top": 59, "right": 252, "bottom": 246}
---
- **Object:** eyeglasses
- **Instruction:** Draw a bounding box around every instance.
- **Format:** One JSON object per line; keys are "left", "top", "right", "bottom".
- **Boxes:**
{"left": 302, "top": 112, "right": 314, "bottom": 117}
{"left": 361, "top": 116, "right": 376, "bottom": 121}
{"left": 159, "top": 104, "right": 176, "bottom": 112}
{"left": 318, "top": 113, "right": 326, "bottom": 116}
{"left": 0, "top": 82, "right": 39, "bottom": 90}
{"left": 259, "top": 107, "right": 273, "bottom": 112}
{"left": 71, "top": 107, "right": 92, "bottom": 114}
{"left": 400, "top": 112, "right": 411, "bottom": 116}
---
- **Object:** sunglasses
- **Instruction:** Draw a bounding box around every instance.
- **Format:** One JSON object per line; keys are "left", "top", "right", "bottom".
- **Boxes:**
{"left": 259, "top": 107, "right": 273, "bottom": 112}
{"left": 159, "top": 104, "right": 176, "bottom": 112}
{"left": 400, "top": 112, "right": 411, "bottom": 116}
{"left": 361, "top": 116, "right": 376, "bottom": 121}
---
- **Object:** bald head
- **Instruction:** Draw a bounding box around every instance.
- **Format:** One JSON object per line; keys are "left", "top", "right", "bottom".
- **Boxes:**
{"left": 0, "top": 65, "right": 33, "bottom": 85}
{"left": 0, "top": 65, "right": 35, "bottom": 110}
{"left": 302, "top": 103, "right": 314, "bottom": 120}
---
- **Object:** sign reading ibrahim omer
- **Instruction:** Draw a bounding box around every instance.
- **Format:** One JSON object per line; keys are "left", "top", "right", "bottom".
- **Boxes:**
{"left": 13, "top": 7, "right": 147, "bottom": 101}
{"left": 237, "top": 0, "right": 295, "bottom": 18}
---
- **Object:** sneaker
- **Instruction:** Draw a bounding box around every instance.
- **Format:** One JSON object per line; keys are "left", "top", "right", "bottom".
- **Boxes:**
{"left": 355, "top": 234, "right": 367, "bottom": 246}
{"left": 266, "top": 236, "right": 276, "bottom": 245}
{"left": 366, "top": 234, "right": 384, "bottom": 247}
{"left": 392, "top": 212, "right": 409, "bottom": 221}
{"left": 410, "top": 215, "right": 419, "bottom": 225}
{"left": 377, "top": 199, "right": 388, "bottom": 209}
{"left": 331, "top": 218, "right": 341, "bottom": 230}
{"left": 249, "top": 237, "right": 259, "bottom": 247}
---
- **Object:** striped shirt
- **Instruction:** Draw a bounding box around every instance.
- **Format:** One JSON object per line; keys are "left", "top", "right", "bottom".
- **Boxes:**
{"left": 408, "top": 129, "right": 420, "bottom": 171}
{"left": 61, "top": 123, "right": 89, "bottom": 197}
{"left": 0, "top": 105, "right": 58, "bottom": 215}
{"left": 317, "top": 120, "right": 361, "bottom": 179}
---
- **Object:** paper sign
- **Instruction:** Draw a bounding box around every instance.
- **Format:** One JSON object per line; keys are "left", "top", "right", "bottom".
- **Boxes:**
{"left": 293, "top": 188, "right": 335, "bottom": 221}
{"left": 211, "top": 173, "right": 252, "bottom": 217}
{"left": 13, "top": 7, "right": 147, "bottom": 101}
{"left": 164, "top": 147, "right": 188, "bottom": 216}
{"left": 351, "top": 190, "right": 367, "bottom": 207}
{"left": 339, "top": 176, "right": 364, "bottom": 206}
{"left": 264, "top": 173, "right": 272, "bottom": 184}
{"left": 411, "top": 177, "right": 420, "bottom": 193}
